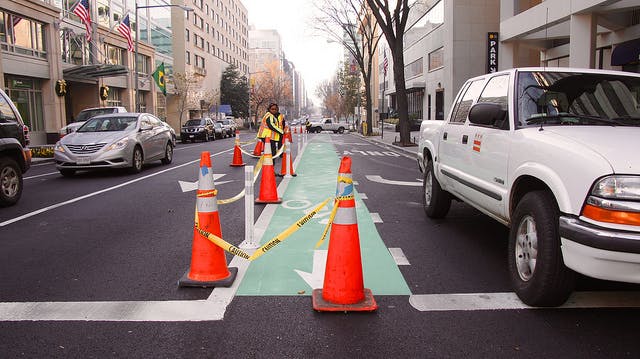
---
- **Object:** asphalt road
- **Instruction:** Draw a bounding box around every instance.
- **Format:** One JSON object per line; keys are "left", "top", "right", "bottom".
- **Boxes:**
{"left": 0, "top": 132, "right": 639, "bottom": 358}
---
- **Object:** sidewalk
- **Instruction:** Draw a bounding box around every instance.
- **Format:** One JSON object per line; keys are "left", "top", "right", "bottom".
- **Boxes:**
{"left": 352, "top": 125, "right": 420, "bottom": 158}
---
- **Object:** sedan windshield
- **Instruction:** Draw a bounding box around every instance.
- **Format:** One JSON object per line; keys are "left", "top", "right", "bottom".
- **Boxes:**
{"left": 76, "top": 108, "right": 117, "bottom": 122}
{"left": 77, "top": 117, "right": 138, "bottom": 132}
{"left": 517, "top": 71, "right": 640, "bottom": 127}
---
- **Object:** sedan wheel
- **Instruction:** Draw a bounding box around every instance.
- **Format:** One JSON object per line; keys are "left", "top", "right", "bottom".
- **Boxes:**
{"left": 0, "top": 157, "right": 22, "bottom": 207}
{"left": 161, "top": 143, "right": 173, "bottom": 164}
{"left": 130, "top": 147, "right": 143, "bottom": 173}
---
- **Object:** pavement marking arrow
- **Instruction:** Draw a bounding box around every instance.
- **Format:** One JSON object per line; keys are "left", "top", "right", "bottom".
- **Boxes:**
{"left": 294, "top": 250, "right": 328, "bottom": 289}
{"left": 365, "top": 175, "right": 422, "bottom": 187}
{"left": 178, "top": 174, "right": 231, "bottom": 192}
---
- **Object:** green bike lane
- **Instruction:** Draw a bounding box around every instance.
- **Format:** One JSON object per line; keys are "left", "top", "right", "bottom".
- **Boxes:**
{"left": 237, "top": 135, "right": 411, "bottom": 296}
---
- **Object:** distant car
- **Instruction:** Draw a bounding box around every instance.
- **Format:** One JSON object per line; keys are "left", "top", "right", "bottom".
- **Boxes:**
{"left": 213, "top": 122, "right": 224, "bottom": 139}
{"left": 180, "top": 118, "right": 216, "bottom": 143}
{"left": 59, "top": 106, "right": 127, "bottom": 138}
{"left": 54, "top": 113, "right": 174, "bottom": 176}
{"left": 216, "top": 119, "right": 235, "bottom": 137}
{"left": 0, "top": 88, "right": 31, "bottom": 207}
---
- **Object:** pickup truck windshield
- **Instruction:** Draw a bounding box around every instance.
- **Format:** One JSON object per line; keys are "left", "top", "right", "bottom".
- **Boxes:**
{"left": 517, "top": 71, "right": 640, "bottom": 128}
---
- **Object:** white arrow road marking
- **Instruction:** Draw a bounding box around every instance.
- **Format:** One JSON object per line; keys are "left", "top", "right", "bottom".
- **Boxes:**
{"left": 294, "top": 250, "right": 328, "bottom": 289}
{"left": 366, "top": 175, "right": 422, "bottom": 187}
{"left": 178, "top": 174, "right": 231, "bottom": 192}
{"left": 409, "top": 291, "right": 640, "bottom": 312}
{"left": 371, "top": 213, "right": 383, "bottom": 223}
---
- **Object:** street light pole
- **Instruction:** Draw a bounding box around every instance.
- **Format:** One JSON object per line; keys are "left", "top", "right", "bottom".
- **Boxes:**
{"left": 134, "top": 2, "right": 193, "bottom": 112}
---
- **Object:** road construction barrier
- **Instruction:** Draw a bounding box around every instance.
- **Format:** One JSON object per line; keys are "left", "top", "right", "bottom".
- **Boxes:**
{"left": 179, "top": 152, "right": 238, "bottom": 288}
{"left": 312, "top": 156, "right": 378, "bottom": 312}
{"left": 279, "top": 137, "right": 296, "bottom": 178}
{"left": 255, "top": 137, "right": 281, "bottom": 204}
{"left": 230, "top": 130, "right": 246, "bottom": 167}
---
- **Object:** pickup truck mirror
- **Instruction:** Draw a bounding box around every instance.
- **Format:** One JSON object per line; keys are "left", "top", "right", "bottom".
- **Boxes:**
{"left": 469, "top": 103, "right": 507, "bottom": 129}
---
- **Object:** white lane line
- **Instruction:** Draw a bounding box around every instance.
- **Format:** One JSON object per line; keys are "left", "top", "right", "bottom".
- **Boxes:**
{"left": 409, "top": 291, "right": 640, "bottom": 312}
{"left": 366, "top": 175, "right": 422, "bottom": 187}
{"left": 359, "top": 193, "right": 368, "bottom": 200}
{"left": 371, "top": 213, "right": 383, "bottom": 223}
{"left": 0, "top": 300, "right": 223, "bottom": 322}
{"left": 1, "top": 148, "right": 233, "bottom": 228}
{"left": 389, "top": 248, "right": 410, "bottom": 265}
{"left": 24, "top": 172, "right": 59, "bottom": 180}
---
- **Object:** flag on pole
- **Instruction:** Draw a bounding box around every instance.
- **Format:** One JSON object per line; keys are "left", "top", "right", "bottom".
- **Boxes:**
{"left": 72, "top": 0, "right": 92, "bottom": 41}
{"left": 116, "top": 14, "right": 134, "bottom": 52}
{"left": 383, "top": 50, "right": 388, "bottom": 76}
{"left": 152, "top": 62, "right": 167, "bottom": 96}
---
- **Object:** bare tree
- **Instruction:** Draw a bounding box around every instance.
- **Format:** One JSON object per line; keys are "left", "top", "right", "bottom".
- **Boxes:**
{"left": 171, "top": 71, "right": 205, "bottom": 129}
{"left": 250, "top": 60, "right": 293, "bottom": 125}
{"left": 315, "top": 0, "right": 382, "bottom": 135}
{"left": 365, "top": 0, "right": 412, "bottom": 145}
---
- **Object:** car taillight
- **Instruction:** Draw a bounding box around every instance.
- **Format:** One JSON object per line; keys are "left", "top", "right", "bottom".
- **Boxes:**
{"left": 23, "top": 125, "right": 30, "bottom": 145}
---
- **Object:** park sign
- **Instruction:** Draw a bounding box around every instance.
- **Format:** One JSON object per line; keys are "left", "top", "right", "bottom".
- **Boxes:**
{"left": 487, "top": 32, "right": 499, "bottom": 73}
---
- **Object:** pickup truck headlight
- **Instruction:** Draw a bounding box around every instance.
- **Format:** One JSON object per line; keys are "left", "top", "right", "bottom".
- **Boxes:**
{"left": 582, "top": 176, "right": 640, "bottom": 226}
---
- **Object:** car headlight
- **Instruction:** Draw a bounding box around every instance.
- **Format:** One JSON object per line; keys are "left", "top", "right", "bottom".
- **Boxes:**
{"left": 582, "top": 176, "right": 640, "bottom": 226}
{"left": 106, "top": 138, "right": 130, "bottom": 151}
{"left": 54, "top": 142, "right": 65, "bottom": 153}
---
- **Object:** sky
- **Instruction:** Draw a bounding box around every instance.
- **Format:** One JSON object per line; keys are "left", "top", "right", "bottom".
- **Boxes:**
{"left": 240, "top": 0, "right": 344, "bottom": 106}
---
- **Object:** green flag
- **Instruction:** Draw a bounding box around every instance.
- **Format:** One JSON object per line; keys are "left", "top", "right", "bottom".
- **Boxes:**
{"left": 152, "top": 62, "right": 166, "bottom": 96}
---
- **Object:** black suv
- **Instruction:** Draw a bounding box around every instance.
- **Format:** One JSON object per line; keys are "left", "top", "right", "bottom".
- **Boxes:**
{"left": 0, "top": 88, "right": 31, "bottom": 206}
{"left": 180, "top": 118, "right": 216, "bottom": 143}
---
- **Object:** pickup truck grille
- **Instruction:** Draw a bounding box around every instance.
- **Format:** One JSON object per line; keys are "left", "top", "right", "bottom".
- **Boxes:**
{"left": 66, "top": 143, "right": 106, "bottom": 154}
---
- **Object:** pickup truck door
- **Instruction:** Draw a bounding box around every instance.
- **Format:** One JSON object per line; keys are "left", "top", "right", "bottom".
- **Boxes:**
{"left": 437, "top": 79, "right": 485, "bottom": 196}
{"left": 462, "top": 74, "right": 511, "bottom": 219}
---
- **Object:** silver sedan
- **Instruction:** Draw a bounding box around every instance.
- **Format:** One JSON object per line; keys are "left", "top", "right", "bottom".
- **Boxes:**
{"left": 54, "top": 113, "right": 174, "bottom": 176}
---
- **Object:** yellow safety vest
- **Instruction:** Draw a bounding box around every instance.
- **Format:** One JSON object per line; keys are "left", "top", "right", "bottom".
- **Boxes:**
{"left": 258, "top": 112, "right": 283, "bottom": 141}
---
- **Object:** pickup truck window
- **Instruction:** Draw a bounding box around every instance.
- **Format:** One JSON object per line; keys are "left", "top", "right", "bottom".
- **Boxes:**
{"left": 477, "top": 75, "right": 510, "bottom": 130}
{"left": 516, "top": 71, "right": 640, "bottom": 128}
{"left": 451, "top": 80, "right": 485, "bottom": 123}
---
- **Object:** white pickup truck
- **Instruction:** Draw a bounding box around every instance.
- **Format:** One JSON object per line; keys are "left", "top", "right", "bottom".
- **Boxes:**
{"left": 418, "top": 67, "right": 640, "bottom": 306}
{"left": 308, "top": 118, "right": 348, "bottom": 134}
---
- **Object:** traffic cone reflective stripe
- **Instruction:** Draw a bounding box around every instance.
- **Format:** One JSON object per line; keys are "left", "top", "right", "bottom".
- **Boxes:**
{"left": 179, "top": 151, "right": 237, "bottom": 287}
{"left": 312, "top": 156, "right": 377, "bottom": 311}
{"left": 252, "top": 139, "right": 264, "bottom": 156}
{"left": 255, "top": 137, "right": 282, "bottom": 204}
{"left": 230, "top": 130, "right": 246, "bottom": 167}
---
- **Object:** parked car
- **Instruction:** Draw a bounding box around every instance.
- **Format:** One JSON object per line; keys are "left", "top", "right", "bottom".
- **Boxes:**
{"left": 308, "top": 118, "right": 347, "bottom": 133}
{"left": 213, "top": 122, "right": 224, "bottom": 139}
{"left": 59, "top": 106, "right": 127, "bottom": 138}
{"left": 0, "top": 88, "right": 31, "bottom": 207}
{"left": 217, "top": 118, "right": 236, "bottom": 137}
{"left": 54, "top": 113, "right": 174, "bottom": 176}
{"left": 180, "top": 118, "right": 216, "bottom": 143}
{"left": 418, "top": 67, "right": 640, "bottom": 306}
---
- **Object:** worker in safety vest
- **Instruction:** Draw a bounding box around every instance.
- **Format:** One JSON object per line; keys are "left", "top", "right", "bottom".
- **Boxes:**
{"left": 257, "top": 103, "right": 284, "bottom": 158}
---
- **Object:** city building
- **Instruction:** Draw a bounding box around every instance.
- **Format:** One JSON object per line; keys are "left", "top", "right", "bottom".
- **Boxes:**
{"left": 0, "top": 0, "right": 249, "bottom": 145}
{"left": 377, "top": 0, "right": 500, "bottom": 126}
{"left": 499, "top": 0, "right": 640, "bottom": 72}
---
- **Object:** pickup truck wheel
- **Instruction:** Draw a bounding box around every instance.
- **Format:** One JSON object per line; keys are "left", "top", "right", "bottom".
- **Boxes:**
{"left": 422, "top": 159, "right": 451, "bottom": 218}
{"left": 508, "top": 191, "right": 575, "bottom": 307}
{"left": 0, "top": 157, "right": 22, "bottom": 207}
{"left": 337, "top": 127, "right": 345, "bottom": 134}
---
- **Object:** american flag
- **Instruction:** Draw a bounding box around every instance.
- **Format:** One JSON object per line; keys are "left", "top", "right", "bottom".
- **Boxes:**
{"left": 72, "top": 0, "right": 92, "bottom": 41}
{"left": 10, "top": 15, "right": 21, "bottom": 44}
{"left": 116, "top": 14, "right": 134, "bottom": 52}
{"left": 383, "top": 50, "right": 388, "bottom": 76}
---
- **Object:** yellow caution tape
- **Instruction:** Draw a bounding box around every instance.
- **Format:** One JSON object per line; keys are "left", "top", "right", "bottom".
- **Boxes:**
{"left": 315, "top": 202, "right": 339, "bottom": 248}
{"left": 215, "top": 156, "right": 263, "bottom": 205}
{"left": 249, "top": 197, "right": 332, "bottom": 261}
{"left": 196, "top": 227, "right": 251, "bottom": 260}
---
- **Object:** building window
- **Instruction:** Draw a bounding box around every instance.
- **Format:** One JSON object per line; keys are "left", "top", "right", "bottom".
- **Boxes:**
{"left": 405, "top": 57, "right": 423, "bottom": 79}
{"left": 137, "top": 91, "right": 146, "bottom": 113}
{"left": 136, "top": 54, "right": 149, "bottom": 75}
{"left": 106, "top": 88, "right": 122, "bottom": 107}
{"left": 61, "top": 30, "right": 89, "bottom": 65}
{"left": 104, "top": 44, "right": 123, "bottom": 65}
{"left": 0, "top": 12, "right": 46, "bottom": 59}
{"left": 186, "top": 51, "right": 191, "bottom": 65}
{"left": 4, "top": 76, "right": 44, "bottom": 132}
{"left": 428, "top": 47, "right": 444, "bottom": 71}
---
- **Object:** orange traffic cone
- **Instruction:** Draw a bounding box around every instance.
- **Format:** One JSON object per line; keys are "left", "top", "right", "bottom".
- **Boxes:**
{"left": 230, "top": 130, "right": 245, "bottom": 167}
{"left": 255, "top": 137, "right": 282, "bottom": 204}
{"left": 179, "top": 151, "right": 237, "bottom": 287}
{"left": 252, "top": 139, "right": 264, "bottom": 156}
{"left": 312, "top": 156, "right": 377, "bottom": 312}
{"left": 279, "top": 137, "right": 296, "bottom": 177}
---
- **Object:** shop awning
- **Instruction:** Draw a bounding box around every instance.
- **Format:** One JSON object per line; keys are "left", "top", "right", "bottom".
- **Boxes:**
{"left": 611, "top": 38, "right": 640, "bottom": 66}
{"left": 63, "top": 64, "right": 129, "bottom": 81}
